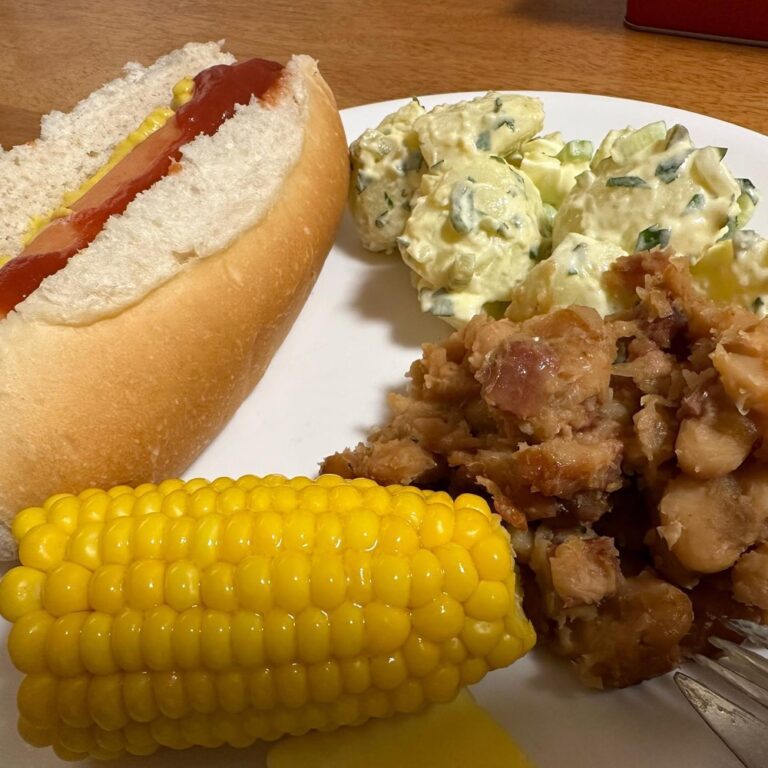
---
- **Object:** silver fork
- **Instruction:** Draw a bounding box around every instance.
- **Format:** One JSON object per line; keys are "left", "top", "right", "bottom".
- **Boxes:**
{"left": 675, "top": 620, "right": 768, "bottom": 768}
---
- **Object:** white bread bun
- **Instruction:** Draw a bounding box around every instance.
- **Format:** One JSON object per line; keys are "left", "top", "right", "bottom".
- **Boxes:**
{"left": 0, "top": 47, "right": 349, "bottom": 557}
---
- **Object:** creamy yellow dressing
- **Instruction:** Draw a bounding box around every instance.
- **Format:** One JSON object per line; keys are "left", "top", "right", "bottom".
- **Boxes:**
{"left": 348, "top": 98, "right": 426, "bottom": 252}
{"left": 401, "top": 156, "right": 543, "bottom": 326}
{"left": 692, "top": 230, "right": 768, "bottom": 314}
{"left": 553, "top": 122, "right": 745, "bottom": 257}
{"left": 266, "top": 688, "right": 534, "bottom": 768}
{"left": 508, "top": 233, "right": 627, "bottom": 320}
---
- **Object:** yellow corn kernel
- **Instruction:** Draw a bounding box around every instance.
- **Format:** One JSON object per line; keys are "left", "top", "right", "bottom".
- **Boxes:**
{"left": 101, "top": 518, "right": 135, "bottom": 565}
{"left": 88, "top": 564, "right": 125, "bottom": 614}
{"left": 111, "top": 609, "right": 144, "bottom": 672}
{"left": 142, "top": 606, "right": 176, "bottom": 671}
{"left": 272, "top": 551, "right": 311, "bottom": 613}
{"left": 1, "top": 475, "right": 535, "bottom": 760}
{"left": 200, "top": 610, "right": 233, "bottom": 671}
{"left": 315, "top": 512, "right": 344, "bottom": 551}
{"left": 56, "top": 676, "right": 91, "bottom": 727}
{"left": 345, "top": 507, "right": 379, "bottom": 550}
{"left": 67, "top": 522, "right": 103, "bottom": 570}
{"left": 307, "top": 660, "right": 341, "bottom": 703}
{"left": 472, "top": 531, "right": 512, "bottom": 580}
{"left": 251, "top": 509, "right": 282, "bottom": 554}
{"left": 201, "top": 561, "right": 237, "bottom": 611}
{"left": 464, "top": 580, "right": 511, "bottom": 621}
{"left": 190, "top": 514, "right": 223, "bottom": 567}
{"left": 296, "top": 607, "right": 331, "bottom": 663}
{"left": 46, "top": 612, "right": 88, "bottom": 677}
{"left": 309, "top": 556, "right": 346, "bottom": 610}
{"left": 19, "top": 523, "right": 67, "bottom": 571}
{"left": 133, "top": 513, "right": 167, "bottom": 559}
{"left": 264, "top": 609, "right": 296, "bottom": 665}
{"left": 172, "top": 607, "right": 202, "bottom": 669}
{"left": 12, "top": 505, "right": 46, "bottom": 540}
{"left": 364, "top": 604, "right": 410, "bottom": 655}
{"left": 402, "top": 633, "right": 440, "bottom": 677}
{"left": 153, "top": 671, "right": 190, "bottom": 719}
{"left": 161, "top": 489, "right": 190, "bottom": 519}
{"left": 221, "top": 512, "right": 253, "bottom": 562}
{"left": 412, "top": 594, "right": 464, "bottom": 643}
{"left": 231, "top": 611, "right": 264, "bottom": 667}
{"left": 125, "top": 561, "right": 164, "bottom": 610}
{"left": 435, "top": 543, "right": 480, "bottom": 602}
{"left": 80, "top": 613, "right": 118, "bottom": 675}
{"left": 124, "top": 672, "right": 159, "bottom": 722}
{"left": 165, "top": 560, "right": 200, "bottom": 611}
{"left": 282, "top": 509, "right": 315, "bottom": 551}
{"left": 43, "top": 563, "right": 91, "bottom": 616}
{"left": 47, "top": 496, "right": 81, "bottom": 535}
{"left": 235, "top": 555, "right": 272, "bottom": 612}
{"left": 18, "top": 674, "right": 58, "bottom": 728}
{"left": 330, "top": 602, "right": 365, "bottom": 658}
{"left": 0, "top": 565, "right": 45, "bottom": 621}
{"left": 8, "top": 610, "right": 53, "bottom": 673}
{"left": 344, "top": 549, "right": 373, "bottom": 604}
{"left": 421, "top": 503, "right": 455, "bottom": 547}
{"left": 409, "top": 549, "right": 443, "bottom": 608}
{"left": 164, "top": 516, "right": 195, "bottom": 560}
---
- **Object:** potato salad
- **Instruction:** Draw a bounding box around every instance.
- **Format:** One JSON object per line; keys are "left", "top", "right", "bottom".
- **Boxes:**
{"left": 348, "top": 94, "right": 762, "bottom": 326}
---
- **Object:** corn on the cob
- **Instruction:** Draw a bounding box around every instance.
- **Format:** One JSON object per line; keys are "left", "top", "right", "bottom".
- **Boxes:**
{"left": 0, "top": 474, "right": 535, "bottom": 761}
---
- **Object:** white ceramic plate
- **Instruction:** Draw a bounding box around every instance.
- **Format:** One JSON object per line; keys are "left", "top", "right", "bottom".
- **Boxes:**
{"left": 2, "top": 93, "right": 766, "bottom": 768}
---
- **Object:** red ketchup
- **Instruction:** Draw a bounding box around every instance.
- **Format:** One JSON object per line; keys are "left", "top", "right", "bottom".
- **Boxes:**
{"left": 0, "top": 58, "right": 284, "bottom": 318}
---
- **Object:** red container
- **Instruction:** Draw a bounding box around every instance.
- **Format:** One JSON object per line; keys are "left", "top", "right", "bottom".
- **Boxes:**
{"left": 625, "top": 0, "right": 768, "bottom": 46}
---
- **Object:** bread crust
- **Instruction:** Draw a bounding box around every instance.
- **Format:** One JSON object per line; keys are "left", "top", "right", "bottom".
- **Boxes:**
{"left": 0, "top": 60, "right": 349, "bottom": 557}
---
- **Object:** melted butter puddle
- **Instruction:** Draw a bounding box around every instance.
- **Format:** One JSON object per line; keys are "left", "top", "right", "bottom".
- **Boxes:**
{"left": 267, "top": 689, "right": 534, "bottom": 768}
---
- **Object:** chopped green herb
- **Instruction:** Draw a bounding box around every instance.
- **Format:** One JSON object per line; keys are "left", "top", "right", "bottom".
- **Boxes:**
{"left": 494, "top": 117, "right": 516, "bottom": 131}
{"left": 401, "top": 148, "right": 423, "bottom": 173}
{"left": 567, "top": 267, "right": 578, "bottom": 276}
{"left": 449, "top": 181, "right": 478, "bottom": 234}
{"left": 738, "top": 178, "right": 759, "bottom": 205}
{"left": 635, "top": 225, "right": 671, "bottom": 251}
{"left": 664, "top": 124, "right": 690, "bottom": 148}
{"left": 495, "top": 221, "right": 511, "bottom": 237}
{"left": 355, "top": 171, "right": 372, "bottom": 194}
{"left": 429, "top": 289, "right": 454, "bottom": 317}
{"left": 685, "top": 193, "right": 705, "bottom": 212}
{"left": 374, "top": 213, "right": 388, "bottom": 229}
{"left": 655, "top": 150, "right": 693, "bottom": 183}
{"left": 557, "top": 140, "right": 594, "bottom": 164}
{"left": 494, "top": 96, "right": 503, "bottom": 113}
{"left": 716, "top": 147, "right": 728, "bottom": 160}
{"left": 490, "top": 154, "right": 507, "bottom": 164}
{"left": 475, "top": 131, "right": 492, "bottom": 151}
{"left": 430, "top": 159, "right": 444, "bottom": 171}
{"left": 607, "top": 176, "right": 649, "bottom": 189}
{"left": 384, "top": 191, "right": 394, "bottom": 209}
{"left": 467, "top": 176, "right": 476, "bottom": 183}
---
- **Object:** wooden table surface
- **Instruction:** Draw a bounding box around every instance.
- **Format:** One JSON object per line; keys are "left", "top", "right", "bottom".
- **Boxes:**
{"left": 0, "top": 0, "right": 765, "bottom": 148}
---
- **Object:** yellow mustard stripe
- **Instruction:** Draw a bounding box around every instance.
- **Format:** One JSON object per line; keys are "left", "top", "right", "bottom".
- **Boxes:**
{"left": 19, "top": 76, "right": 196, "bottom": 250}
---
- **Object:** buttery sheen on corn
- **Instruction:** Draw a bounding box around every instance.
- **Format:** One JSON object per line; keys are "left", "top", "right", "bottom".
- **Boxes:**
{"left": 0, "top": 475, "right": 535, "bottom": 761}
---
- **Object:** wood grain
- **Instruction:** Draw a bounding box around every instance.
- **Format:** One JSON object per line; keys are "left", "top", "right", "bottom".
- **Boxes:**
{"left": 0, "top": 0, "right": 765, "bottom": 149}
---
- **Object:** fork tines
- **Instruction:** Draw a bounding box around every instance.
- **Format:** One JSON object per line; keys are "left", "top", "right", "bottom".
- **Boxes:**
{"left": 674, "top": 619, "right": 768, "bottom": 768}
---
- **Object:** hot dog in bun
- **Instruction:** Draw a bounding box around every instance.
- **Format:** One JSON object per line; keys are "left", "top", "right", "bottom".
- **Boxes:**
{"left": 0, "top": 42, "right": 349, "bottom": 557}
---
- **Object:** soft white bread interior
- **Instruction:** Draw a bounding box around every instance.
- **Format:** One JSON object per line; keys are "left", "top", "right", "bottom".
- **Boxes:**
{"left": 0, "top": 41, "right": 235, "bottom": 257}
{"left": 0, "top": 50, "right": 349, "bottom": 557}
